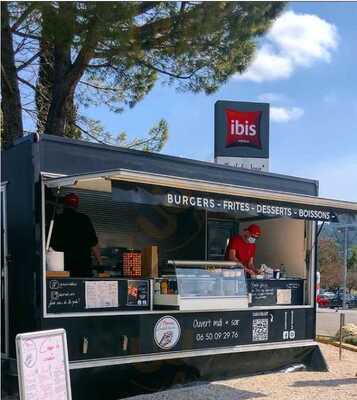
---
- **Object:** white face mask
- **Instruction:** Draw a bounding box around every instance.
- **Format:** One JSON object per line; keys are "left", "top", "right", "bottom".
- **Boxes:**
{"left": 247, "top": 237, "right": 256, "bottom": 244}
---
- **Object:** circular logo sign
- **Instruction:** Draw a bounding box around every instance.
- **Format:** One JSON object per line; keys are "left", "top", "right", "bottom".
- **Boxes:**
{"left": 154, "top": 316, "right": 181, "bottom": 350}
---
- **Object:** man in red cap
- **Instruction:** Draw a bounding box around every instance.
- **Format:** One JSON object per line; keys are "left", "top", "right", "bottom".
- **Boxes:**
{"left": 51, "top": 193, "right": 102, "bottom": 277}
{"left": 225, "top": 224, "right": 261, "bottom": 278}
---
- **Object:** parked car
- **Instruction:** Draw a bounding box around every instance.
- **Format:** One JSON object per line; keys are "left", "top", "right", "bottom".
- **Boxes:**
{"left": 329, "top": 293, "right": 357, "bottom": 309}
{"left": 316, "top": 294, "right": 330, "bottom": 308}
{"left": 320, "top": 291, "right": 335, "bottom": 299}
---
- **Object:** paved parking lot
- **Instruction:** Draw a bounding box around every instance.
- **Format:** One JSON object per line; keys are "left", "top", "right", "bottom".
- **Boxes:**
{"left": 317, "top": 308, "right": 357, "bottom": 337}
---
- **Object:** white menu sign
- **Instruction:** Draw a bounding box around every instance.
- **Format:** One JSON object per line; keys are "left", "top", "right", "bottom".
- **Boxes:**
{"left": 16, "top": 329, "right": 71, "bottom": 400}
{"left": 85, "top": 280, "right": 119, "bottom": 309}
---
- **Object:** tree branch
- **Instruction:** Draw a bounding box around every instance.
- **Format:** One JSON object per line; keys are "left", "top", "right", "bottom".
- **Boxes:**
{"left": 13, "top": 30, "right": 41, "bottom": 41}
{"left": 16, "top": 50, "right": 41, "bottom": 72}
{"left": 137, "top": 59, "right": 203, "bottom": 79}
{"left": 86, "top": 62, "right": 113, "bottom": 69}
{"left": 11, "top": 4, "right": 37, "bottom": 32}
{"left": 66, "top": 15, "right": 100, "bottom": 88}
{"left": 79, "top": 80, "right": 117, "bottom": 92}
{"left": 74, "top": 122, "right": 110, "bottom": 145}
{"left": 17, "top": 76, "right": 50, "bottom": 103}
{"left": 17, "top": 75, "right": 37, "bottom": 91}
{"left": 127, "top": 137, "right": 154, "bottom": 149}
{"left": 14, "top": 35, "right": 27, "bottom": 54}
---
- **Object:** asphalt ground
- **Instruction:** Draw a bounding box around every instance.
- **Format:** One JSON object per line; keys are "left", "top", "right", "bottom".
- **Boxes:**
{"left": 317, "top": 308, "right": 357, "bottom": 337}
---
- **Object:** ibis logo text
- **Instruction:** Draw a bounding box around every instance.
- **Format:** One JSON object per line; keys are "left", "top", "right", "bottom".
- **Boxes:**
{"left": 225, "top": 109, "right": 262, "bottom": 149}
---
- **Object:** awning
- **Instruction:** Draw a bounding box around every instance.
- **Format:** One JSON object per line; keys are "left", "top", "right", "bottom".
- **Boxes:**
{"left": 43, "top": 168, "right": 357, "bottom": 222}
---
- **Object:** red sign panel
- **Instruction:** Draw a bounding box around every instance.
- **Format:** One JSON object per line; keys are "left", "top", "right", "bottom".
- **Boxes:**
{"left": 225, "top": 109, "right": 262, "bottom": 149}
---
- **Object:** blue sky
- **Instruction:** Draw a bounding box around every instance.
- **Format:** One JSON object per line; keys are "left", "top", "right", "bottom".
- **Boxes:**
{"left": 28, "top": 3, "right": 357, "bottom": 201}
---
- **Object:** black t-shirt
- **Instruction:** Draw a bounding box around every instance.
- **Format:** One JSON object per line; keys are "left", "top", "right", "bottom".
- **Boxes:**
{"left": 51, "top": 208, "right": 98, "bottom": 277}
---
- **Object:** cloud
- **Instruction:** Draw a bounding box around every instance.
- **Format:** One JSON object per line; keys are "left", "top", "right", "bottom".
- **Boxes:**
{"left": 236, "top": 11, "right": 338, "bottom": 82}
{"left": 270, "top": 106, "right": 304, "bottom": 123}
{"left": 238, "top": 45, "right": 293, "bottom": 83}
{"left": 258, "top": 92, "right": 289, "bottom": 103}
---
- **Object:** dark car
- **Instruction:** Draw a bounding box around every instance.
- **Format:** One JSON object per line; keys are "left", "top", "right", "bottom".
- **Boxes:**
{"left": 329, "top": 293, "right": 357, "bottom": 309}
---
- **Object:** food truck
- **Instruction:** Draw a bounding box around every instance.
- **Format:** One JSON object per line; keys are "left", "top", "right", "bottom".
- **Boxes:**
{"left": 1, "top": 133, "right": 357, "bottom": 399}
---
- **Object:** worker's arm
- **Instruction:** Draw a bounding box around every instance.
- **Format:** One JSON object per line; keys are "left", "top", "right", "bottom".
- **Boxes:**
{"left": 247, "top": 257, "right": 259, "bottom": 277}
{"left": 227, "top": 249, "right": 244, "bottom": 267}
{"left": 91, "top": 244, "right": 102, "bottom": 266}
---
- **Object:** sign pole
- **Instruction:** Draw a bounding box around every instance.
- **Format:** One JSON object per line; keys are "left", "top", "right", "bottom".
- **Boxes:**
{"left": 339, "top": 313, "right": 345, "bottom": 360}
{"left": 342, "top": 227, "right": 348, "bottom": 310}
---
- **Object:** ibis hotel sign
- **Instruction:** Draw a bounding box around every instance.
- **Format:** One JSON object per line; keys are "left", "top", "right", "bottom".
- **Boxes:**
{"left": 214, "top": 101, "right": 270, "bottom": 171}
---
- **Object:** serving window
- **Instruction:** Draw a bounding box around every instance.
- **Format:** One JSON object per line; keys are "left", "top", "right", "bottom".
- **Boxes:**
{"left": 42, "top": 170, "right": 356, "bottom": 316}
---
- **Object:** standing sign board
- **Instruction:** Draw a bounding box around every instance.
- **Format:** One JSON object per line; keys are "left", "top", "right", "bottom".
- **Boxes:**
{"left": 214, "top": 101, "right": 270, "bottom": 171}
{"left": 16, "top": 329, "right": 71, "bottom": 400}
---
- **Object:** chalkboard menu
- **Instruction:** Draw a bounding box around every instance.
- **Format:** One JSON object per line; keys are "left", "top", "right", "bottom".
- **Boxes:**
{"left": 16, "top": 329, "right": 71, "bottom": 400}
{"left": 247, "top": 279, "right": 304, "bottom": 307}
{"left": 46, "top": 278, "right": 151, "bottom": 313}
{"left": 47, "top": 279, "right": 83, "bottom": 312}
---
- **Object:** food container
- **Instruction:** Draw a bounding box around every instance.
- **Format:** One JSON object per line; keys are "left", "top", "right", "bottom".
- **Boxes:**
{"left": 46, "top": 248, "right": 64, "bottom": 271}
{"left": 273, "top": 269, "right": 281, "bottom": 279}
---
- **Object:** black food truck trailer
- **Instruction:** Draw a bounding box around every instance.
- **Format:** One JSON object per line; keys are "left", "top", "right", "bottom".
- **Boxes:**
{"left": 1, "top": 134, "right": 357, "bottom": 399}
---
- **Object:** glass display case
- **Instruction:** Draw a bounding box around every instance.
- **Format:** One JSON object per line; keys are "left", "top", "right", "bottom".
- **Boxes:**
{"left": 154, "top": 261, "right": 248, "bottom": 311}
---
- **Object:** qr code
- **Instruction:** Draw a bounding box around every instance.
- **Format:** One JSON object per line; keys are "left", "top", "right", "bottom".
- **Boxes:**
{"left": 252, "top": 318, "right": 269, "bottom": 342}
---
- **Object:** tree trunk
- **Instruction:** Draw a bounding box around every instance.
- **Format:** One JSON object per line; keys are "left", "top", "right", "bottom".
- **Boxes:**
{"left": 36, "top": 37, "right": 54, "bottom": 135}
{"left": 43, "top": 2, "right": 88, "bottom": 137}
{"left": 44, "top": 63, "right": 74, "bottom": 136}
{"left": 1, "top": 2, "right": 23, "bottom": 147}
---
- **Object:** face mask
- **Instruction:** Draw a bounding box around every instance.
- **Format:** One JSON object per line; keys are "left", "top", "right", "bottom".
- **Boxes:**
{"left": 247, "top": 237, "right": 256, "bottom": 244}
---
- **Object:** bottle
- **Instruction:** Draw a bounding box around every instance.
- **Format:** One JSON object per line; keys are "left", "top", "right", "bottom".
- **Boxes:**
{"left": 154, "top": 280, "right": 161, "bottom": 294}
{"left": 167, "top": 279, "right": 173, "bottom": 294}
{"left": 160, "top": 279, "right": 168, "bottom": 295}
{"left": 280, "top": 264, "right": 286, "bottom": 278}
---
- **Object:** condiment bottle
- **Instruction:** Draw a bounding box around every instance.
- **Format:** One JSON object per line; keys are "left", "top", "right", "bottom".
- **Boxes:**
{"left": 154, "top": 280, "right": 161, "bottom": 294}
{"left": 161, "top": 279, "right": 168, "bottom": 294}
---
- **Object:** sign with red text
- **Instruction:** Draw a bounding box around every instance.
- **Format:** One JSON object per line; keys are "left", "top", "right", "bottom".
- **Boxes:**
{"left": 16, "top": 329, "right": 71, "bottom": 400}
{"left": 214, "top": 101, "right": 269, "bottom": 171}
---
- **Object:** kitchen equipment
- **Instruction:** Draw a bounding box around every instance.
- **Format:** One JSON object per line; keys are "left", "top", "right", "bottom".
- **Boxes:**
{"left": 123, "top": 250, "right": 142, "bottom": 277}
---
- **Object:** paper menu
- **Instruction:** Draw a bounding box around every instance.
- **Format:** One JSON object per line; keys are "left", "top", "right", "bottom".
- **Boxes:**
{"left": 85, "top": 280, "right": 119, "bottom": 309}
{"left": 277, "top": 288, "right": 292, "bottom": 304}
{"left": 17, "top": 330, "right": 70, "bottom": 400}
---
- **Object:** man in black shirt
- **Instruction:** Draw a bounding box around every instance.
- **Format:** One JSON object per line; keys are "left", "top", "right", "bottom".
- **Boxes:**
{"left": 51, "top": 193, "right": 102, "bottom": 277}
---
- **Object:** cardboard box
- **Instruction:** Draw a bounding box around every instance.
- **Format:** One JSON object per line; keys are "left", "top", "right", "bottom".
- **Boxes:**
{"left": 141, "top": 246, "right": 158, "bottom": 277}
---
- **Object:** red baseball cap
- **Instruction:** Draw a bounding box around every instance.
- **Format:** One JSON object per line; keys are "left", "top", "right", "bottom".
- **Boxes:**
{"left": 63, "top": 193, "right": 79, "bottom": 208}
{"left": 246, "top": 224, "right": 261, "bottom": 238}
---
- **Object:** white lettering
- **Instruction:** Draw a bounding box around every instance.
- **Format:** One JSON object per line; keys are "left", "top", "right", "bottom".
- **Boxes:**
{"left": 249, "top": 124, "right": 256, "bottom": 136}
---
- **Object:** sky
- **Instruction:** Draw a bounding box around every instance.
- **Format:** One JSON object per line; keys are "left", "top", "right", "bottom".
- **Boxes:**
{"left": 47, "top": 3, "right": 357, "bottom": 201}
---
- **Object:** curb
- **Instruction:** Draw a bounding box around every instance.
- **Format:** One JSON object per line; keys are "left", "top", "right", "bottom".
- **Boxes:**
{"left": 316, "top": 335, "right": 357, "bottom": 353}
